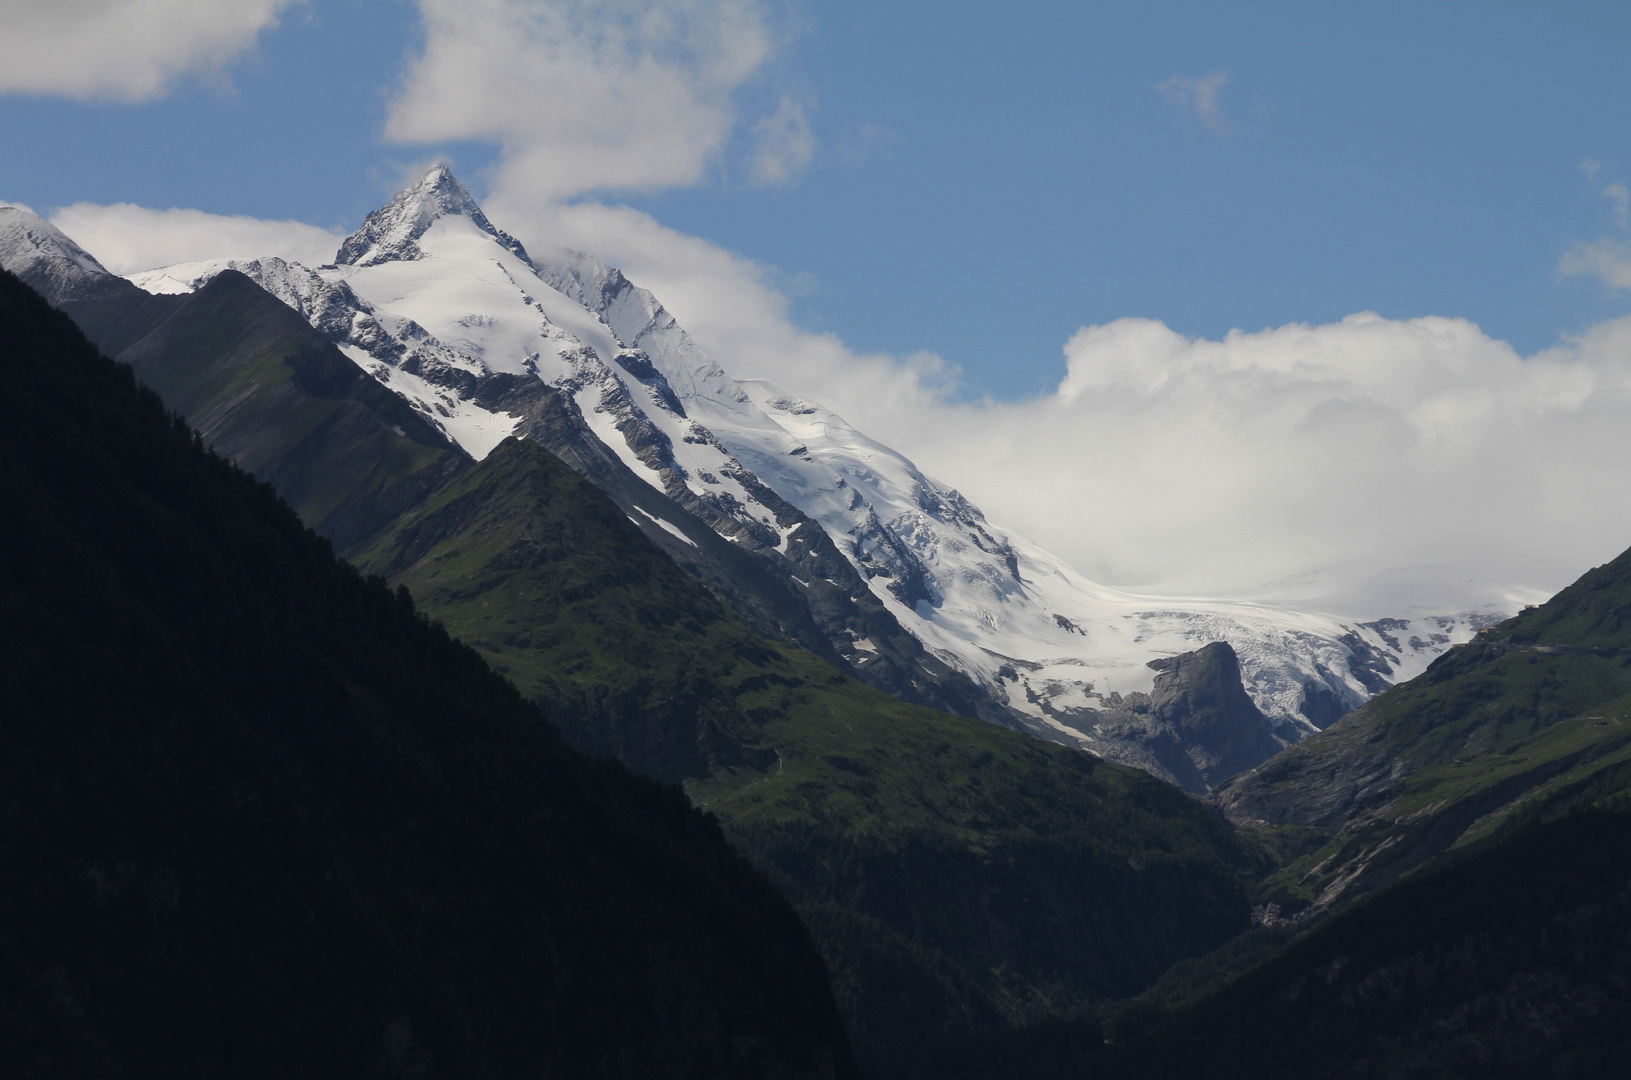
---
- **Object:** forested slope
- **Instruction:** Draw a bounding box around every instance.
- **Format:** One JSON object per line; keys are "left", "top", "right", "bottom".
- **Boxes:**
{"left": 0, "top": 267, "right": 852, "bottom": 1079}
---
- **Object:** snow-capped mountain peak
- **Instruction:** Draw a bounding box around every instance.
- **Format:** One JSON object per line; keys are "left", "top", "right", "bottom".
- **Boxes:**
{"left": 335, "top": 164, "right": 532, "bottom": 269}
{"left": 111, "top": 169, "right": 1502, "bottom": 792}
{"left": 0, "top": 206, "right": 114, "bottom": 290}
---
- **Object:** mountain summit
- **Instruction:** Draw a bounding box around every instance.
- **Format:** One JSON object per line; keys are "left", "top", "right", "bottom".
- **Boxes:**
{"left": 0, "top": 205, "right": 122, "bottom": 303}
{"left": 335, "top": 163, "right": 532, "bottom": 268}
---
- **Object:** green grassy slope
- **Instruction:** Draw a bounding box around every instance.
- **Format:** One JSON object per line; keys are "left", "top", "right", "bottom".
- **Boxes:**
{"left": 689, "top": 667, "right": 1267, "bottom": 1073}
{"left": 352, "top": 434, "right": 1271, "bottom": 1073}
{"left": 1212, "top": 545, "right": 1631, "bottom": 912}
{"left": 352, "top": 435, "right": 802, "bottom": 781}
{"left": 0, "top": 267, "right": 852, "bottom": 1080}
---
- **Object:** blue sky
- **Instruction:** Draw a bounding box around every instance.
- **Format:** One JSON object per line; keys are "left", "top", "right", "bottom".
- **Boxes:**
{"left": 6, "top": 1, "right": 1631, "bottom": 611}
{"left": 4, "top": 2, "right": 1629, "bottom": 398}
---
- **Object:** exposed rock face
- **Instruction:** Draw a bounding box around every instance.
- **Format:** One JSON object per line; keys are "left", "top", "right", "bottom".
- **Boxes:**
{"left": 1057, "top": 642, "right": 1287, "bottom": 793}
{"left": 335, "top": 162, "right": 532, "bottom": 267}
{"left": 1145, "top": 643, "right": 1292, "bottom": 784}
{"left": 1208, "top": 710, "right": 1412, "bottom": 831}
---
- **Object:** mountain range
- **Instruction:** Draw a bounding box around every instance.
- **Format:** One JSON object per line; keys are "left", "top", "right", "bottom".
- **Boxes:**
{"left": 1, "top": 168, "right": 1502, "bottom": 792}
{"left": 1, "top": 194, "right": 1278, "bottom": 1071}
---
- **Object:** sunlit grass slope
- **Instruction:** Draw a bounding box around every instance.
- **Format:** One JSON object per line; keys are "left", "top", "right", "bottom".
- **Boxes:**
{"left": 1218, "top": 542, "right": 1631, "bottom": 912}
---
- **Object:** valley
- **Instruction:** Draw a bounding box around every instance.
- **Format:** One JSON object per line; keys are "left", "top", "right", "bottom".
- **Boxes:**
{"left": 4, "top": 168, "right": 1630, "bottom": 1078}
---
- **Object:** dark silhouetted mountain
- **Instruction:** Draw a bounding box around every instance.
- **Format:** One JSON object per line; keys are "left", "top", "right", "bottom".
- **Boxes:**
{"left": 914, "top": 796, "right": 1631, "bottom": 1080}
{"left": 0, "top": 266, "right": 853, "bottom": 1079}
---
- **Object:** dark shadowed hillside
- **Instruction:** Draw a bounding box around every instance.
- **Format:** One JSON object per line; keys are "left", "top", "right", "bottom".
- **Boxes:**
{"left": 909, "top": 795, "right": 1631, "bottom": 1080}
{"left": 1102, "top": 799, "right": 1631, "bottom": 1079}
{"left": 0, "top": 267, "right": 853, "bottom": 1079}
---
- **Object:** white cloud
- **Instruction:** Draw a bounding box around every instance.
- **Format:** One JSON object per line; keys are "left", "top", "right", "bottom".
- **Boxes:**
{"left": 1157, "top": 69, "right": 1232, "bottom": 135}
{"left": 47, "top": 202, "right": 344, "bottom": 274}
{"left": 1559, "top": 238, "right": 1631, "bottom": 291}
{"left": 749, "top": 96, "right": 816, "bottom": 186}
{"left": 0, "top": 0, "right": 294, "bottom": 103}
{"left": 0, "top": 197, "right": 37, "bottom": 214}
{"left": 388, "top": 0, "right": 775, "bottom": 200}
{"left": 1560, "top": 159, "right": 1631, "bottom": 291}
{"left": 1605, "top": 182, "right": 1630, "bottom": 230}
{"left": 890, "top": 314, "right": 1631, "bottom": 617}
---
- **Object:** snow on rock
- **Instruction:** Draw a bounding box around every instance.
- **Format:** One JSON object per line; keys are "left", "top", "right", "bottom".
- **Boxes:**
{"left": 633, "top": 505, "right": 698, "bottom": 547}
{"left": 117, "top": 165, "right": 1502, "bottom": 776}
{"left": 0, "top": 206, "right": 116, "bottom": 298}
{"left": 335, "top": 162, "right": 532, "bottom": 269}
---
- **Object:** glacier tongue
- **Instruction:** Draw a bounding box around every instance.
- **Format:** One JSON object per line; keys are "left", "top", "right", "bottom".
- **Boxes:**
{"left": 117, "top": 165, "right": 1501, "bottom": 789}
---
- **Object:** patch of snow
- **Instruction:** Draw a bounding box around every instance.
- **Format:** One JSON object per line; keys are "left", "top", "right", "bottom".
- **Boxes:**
{"left": 632, "top": 505, "right": 698, "bottom": 547}
{"left": 336, "top": 344, "right": 519, "bottom": 459}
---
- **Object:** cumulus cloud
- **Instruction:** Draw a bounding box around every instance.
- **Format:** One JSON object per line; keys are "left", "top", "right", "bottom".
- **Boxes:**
{"left": 749, "top": 96, "right": 817, "bottom": 186}
{"left": 0, "top": 0, "right": 294, "bottom": 102}
{"left": 388, "top": 0, "right": 774, "bottom": 200}
{"left": 1157, "top": 69, "right": 1232, "bottom": 135}
{"left": 48, "top": 202, "right": 345, "bottom": 274}
{"left": 888, "top": 314, "right": 1631, "bottom": 617}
